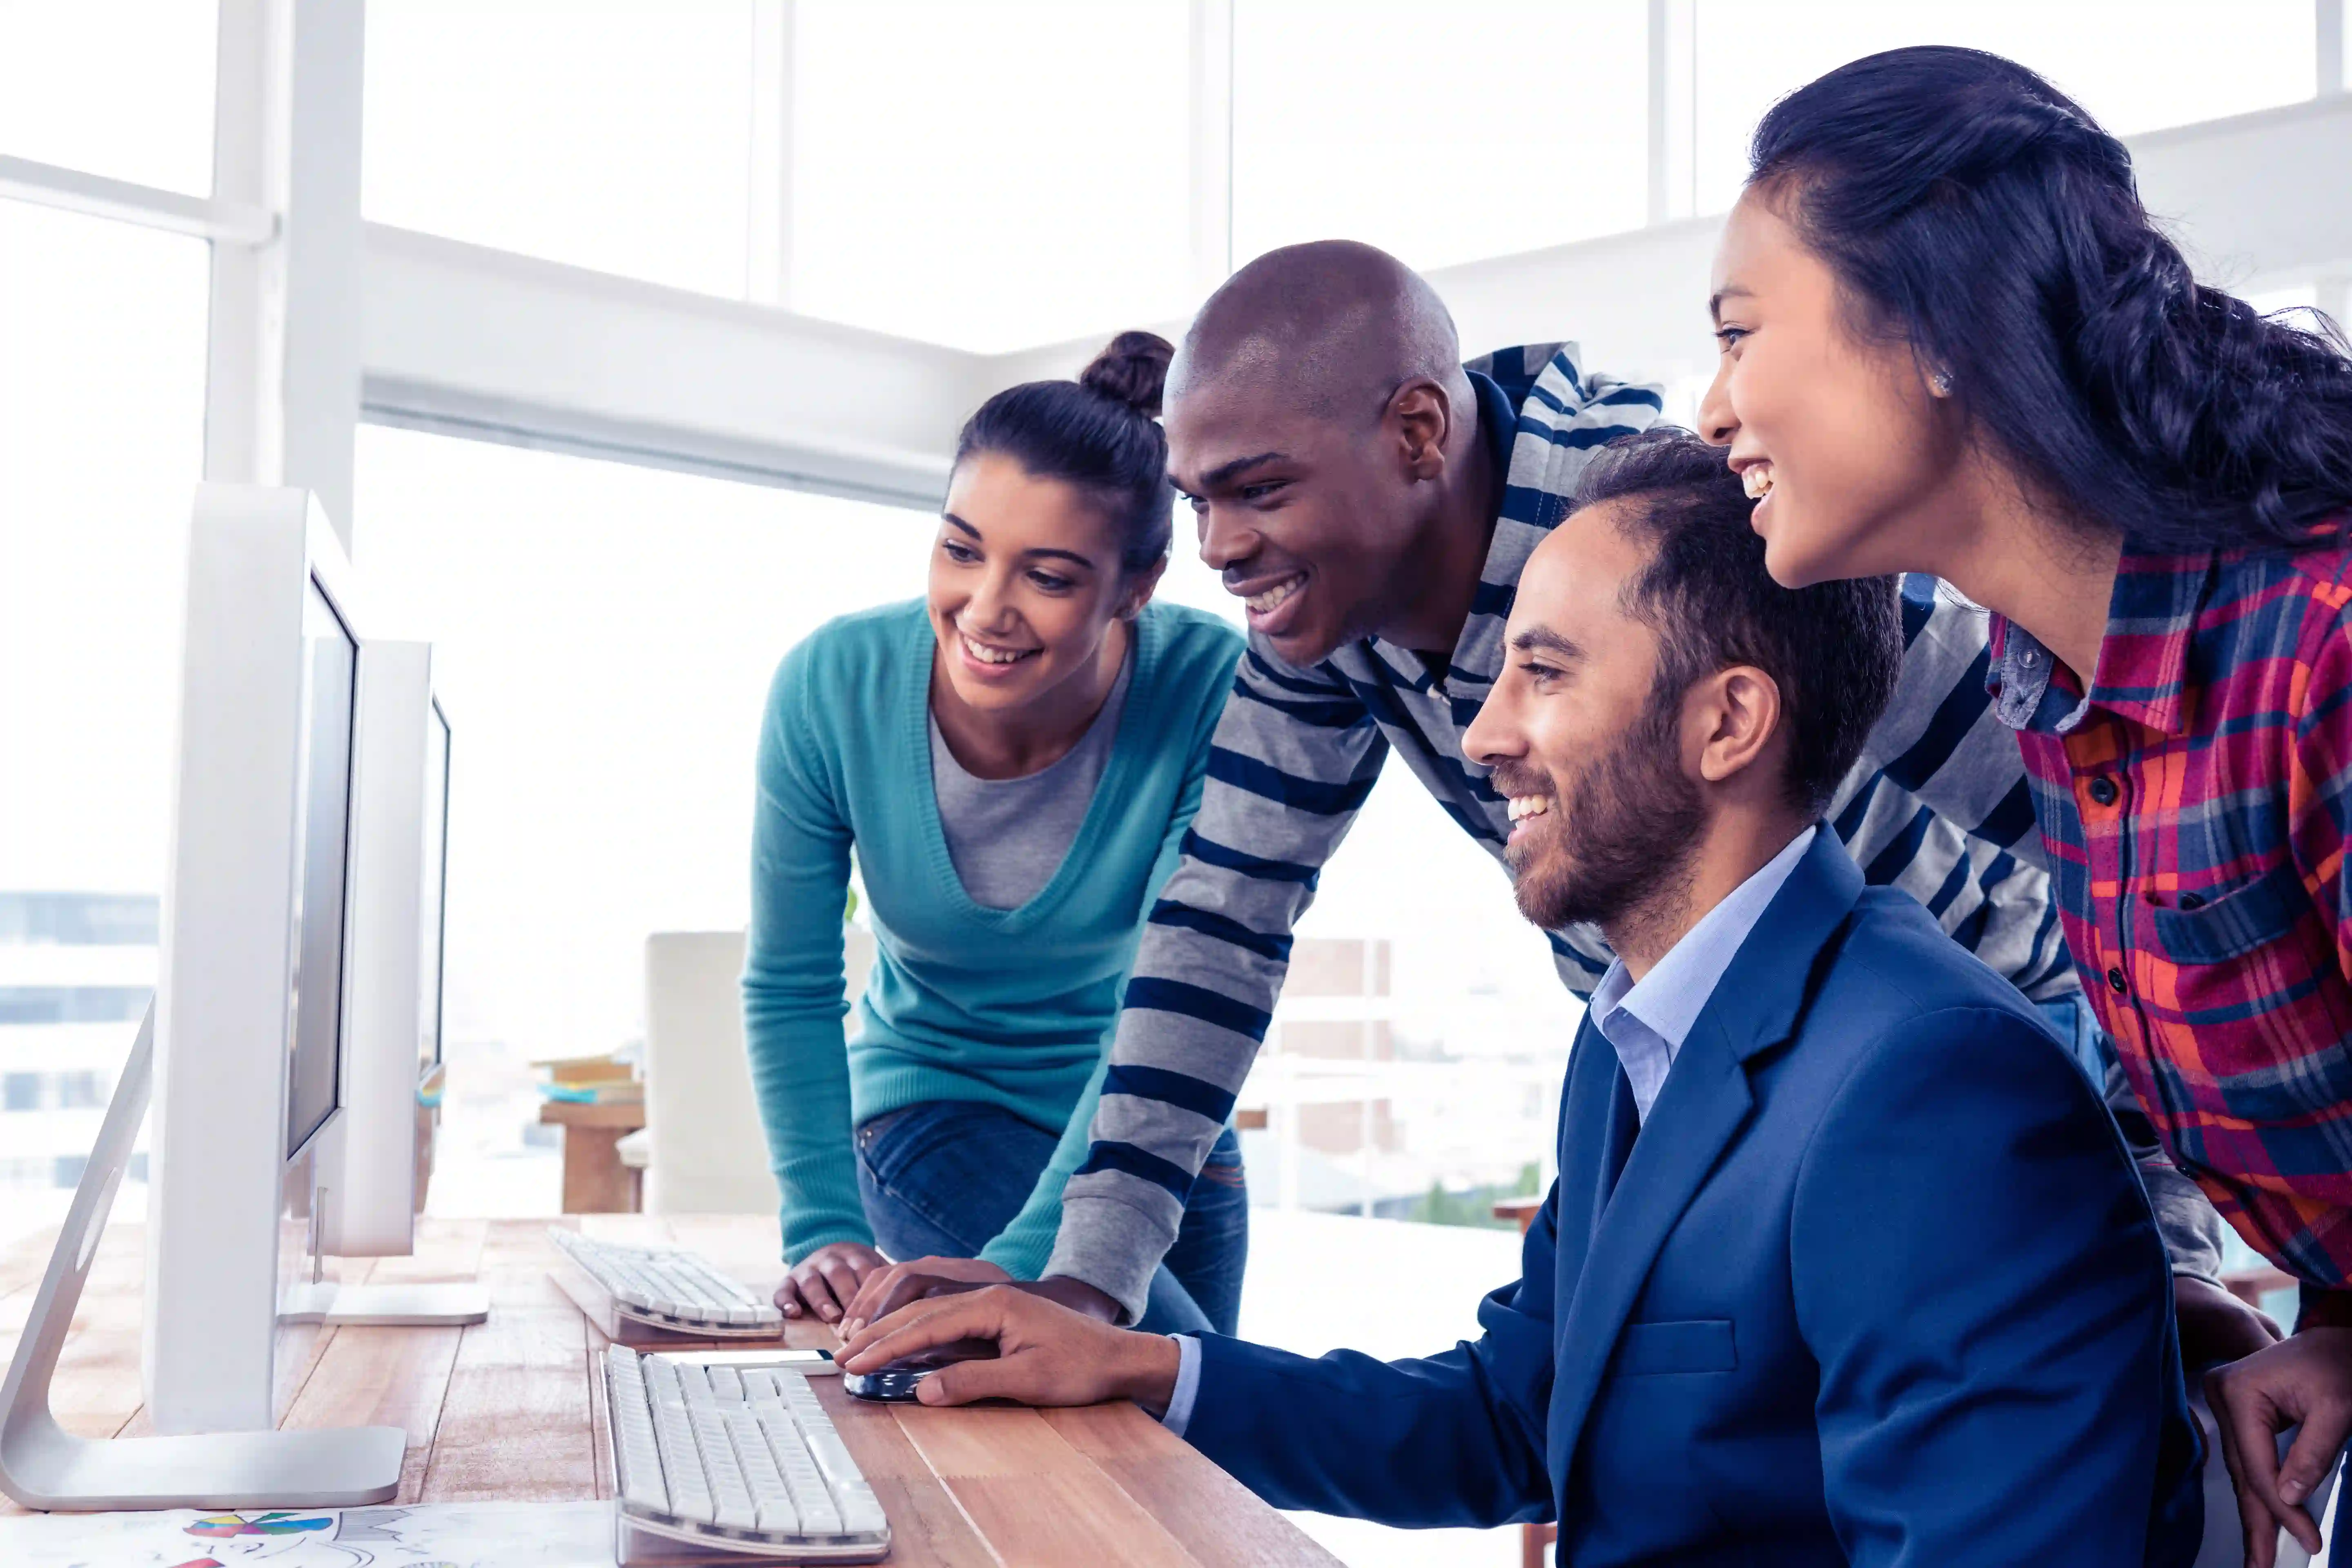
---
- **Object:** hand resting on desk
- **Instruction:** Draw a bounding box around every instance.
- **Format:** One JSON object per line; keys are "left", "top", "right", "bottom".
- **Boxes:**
{"left": 837, "top": 1284, "right": 1177, "bottom": 1413}
{"left": 840, "top": 1257, "right": 1121, "bottom": 1338}
{"left": 773, "top": 1241, "right": 891, "bottom": 1323}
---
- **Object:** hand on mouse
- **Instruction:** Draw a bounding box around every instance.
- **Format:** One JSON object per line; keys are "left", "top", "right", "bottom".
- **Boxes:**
{"left": 837, "top": 1283, "right": 1178, "bottom": 1413}
{"left": 839, "top": 1255, "right": 1011, "bottom": 1338}
{"left": 773, "top": 1241, "right": 890, "bottom": 1325}
{"left": 841, "top": 1260, "right": 1124, "bottom": 1339}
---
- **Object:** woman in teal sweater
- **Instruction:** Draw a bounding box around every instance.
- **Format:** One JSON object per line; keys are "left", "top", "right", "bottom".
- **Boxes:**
{"left": 744, "top": 333, "right": 1247, "bottom": 1336}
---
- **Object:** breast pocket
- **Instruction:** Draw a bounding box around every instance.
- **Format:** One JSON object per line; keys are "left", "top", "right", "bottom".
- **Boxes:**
{"left": 1613, "top": 1318, "right": 1737, "bottom": 1377}
{"left": 2144, "top": 856, "right": 2352, "bottom": 1122}
{"left": 2149, "top": 858, "right": 2307, "bottom": 964}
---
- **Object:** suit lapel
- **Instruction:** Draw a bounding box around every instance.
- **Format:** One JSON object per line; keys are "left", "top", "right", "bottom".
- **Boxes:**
{"left": 1548, "top": 1020, "right": 1625, "bottom": 1298}
{"left": 1546, "top": 830, "right": 1867, "bottom": 1492}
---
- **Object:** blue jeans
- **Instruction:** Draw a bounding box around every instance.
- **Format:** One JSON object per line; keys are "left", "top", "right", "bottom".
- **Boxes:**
{"left": 2034, "top": 993, "right": 2117, "bottom": 1088}
{"left": 852, "top": 1098, "right": 1248, "bottom": 1336}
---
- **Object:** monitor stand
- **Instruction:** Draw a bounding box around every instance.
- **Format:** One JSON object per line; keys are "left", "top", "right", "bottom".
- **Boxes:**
{"left": 0, "top": 1007, "right": 405, "bottom": 1510}
{"left": 280, "top": 1279, "right": 490, "bottom": 1327}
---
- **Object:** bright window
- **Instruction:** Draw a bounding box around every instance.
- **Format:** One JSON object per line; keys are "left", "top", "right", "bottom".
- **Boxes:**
{"left": 1690, "top": 0, "right": 2319, "bottom": 213}
{"left": 363, "top": 0, "right": 756, "bottom": 298}
{"left": 0, "top": 1, "right": 220, "bottom": 195}
{"left": 1231, "top": 0, "right": 1651, "bottom": 273}
{"left": 353, "top": 428, "right": 943, "bottom": 1210}
{"left": 0, "top": 204, "right": 209, "bottom": 1246}
{"left": 789, "top": 0, "right": 1195, "bottom": 351}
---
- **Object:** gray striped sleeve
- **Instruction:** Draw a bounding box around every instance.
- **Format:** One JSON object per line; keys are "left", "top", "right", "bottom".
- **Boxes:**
{"left": 1046, "top": 646, "right": 1388, "bottom": 1320}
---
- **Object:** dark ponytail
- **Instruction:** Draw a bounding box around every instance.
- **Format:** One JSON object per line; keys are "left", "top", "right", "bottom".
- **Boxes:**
{"left": 1748, "top": 46, "right": 2352, "bottom": 553}
{"left": 952, "top": 330, "right": 1175, "bottom": 576}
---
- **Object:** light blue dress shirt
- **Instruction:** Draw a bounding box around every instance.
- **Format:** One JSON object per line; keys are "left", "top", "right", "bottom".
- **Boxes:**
{"left": 1584, "top": 826, "right": 1816, "bottom": 1122}
{"left": 1159, "top": 826, "right": 1820, "bottom": 1439}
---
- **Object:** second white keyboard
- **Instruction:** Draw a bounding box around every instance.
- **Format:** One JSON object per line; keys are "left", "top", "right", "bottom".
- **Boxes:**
{"left": 606, "top": 1346, "right": 889, "bottom": 1562}
{"left": 551, "top": 1227, "right": 785, "bottom": 1336}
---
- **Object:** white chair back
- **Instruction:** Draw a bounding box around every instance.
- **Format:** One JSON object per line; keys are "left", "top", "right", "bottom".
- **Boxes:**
{"left": 641, "top": 927, "right": 875, "bottom": 1214}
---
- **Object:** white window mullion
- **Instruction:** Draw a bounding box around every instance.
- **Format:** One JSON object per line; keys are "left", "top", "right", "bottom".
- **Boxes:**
{"left": 1646, "top": 0, "right": 1696, "bottom": 227}
{"left": 1188, "top": 0, "right": 1235, "bottom": 294}
{"left": 203, "top": 0, "right": 365, "bottom": 546}
{"left": 747, "top": 0, "right": 796, "bottom": 309}
{"left": 2322, "top": 0, "right": 2347, "bottom": 97}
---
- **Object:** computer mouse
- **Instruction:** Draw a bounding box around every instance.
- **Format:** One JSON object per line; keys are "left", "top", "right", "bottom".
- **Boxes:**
{"left": 841, "top": 1336, "right": 998, "bottom": 1403}
{"left": 841, "top": 1365, "right": 933, "bottom": 1403}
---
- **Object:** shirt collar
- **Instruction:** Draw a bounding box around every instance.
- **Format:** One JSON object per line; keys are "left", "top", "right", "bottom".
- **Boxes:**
{"left": 1589, "top": 826, "right": 1817, "bottom": 1104}
{"left": 1987, "top": 548, "right": 2213, "bottom": 739}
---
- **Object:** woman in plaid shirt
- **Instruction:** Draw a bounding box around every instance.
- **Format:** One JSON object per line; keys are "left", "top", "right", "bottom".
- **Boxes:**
{"left": 1696, "top": 45, "right": 2352, "bottom": 1564}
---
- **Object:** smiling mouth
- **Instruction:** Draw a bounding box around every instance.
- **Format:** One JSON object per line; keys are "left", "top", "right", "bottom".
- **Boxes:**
{"left": 1505, "top": 794, "right": 1555, "bottom": 829}
{"left": 1242, "top": 574, "right": 1305, "bottom": 615}
{"left": 1741, "top": 462, "right": 1776, "bottom": 501}
{"left": 960, "top": 632, "right": 1039, "bottom": 666}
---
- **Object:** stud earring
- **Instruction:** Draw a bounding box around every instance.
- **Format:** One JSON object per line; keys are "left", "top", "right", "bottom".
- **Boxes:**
{"left": 1929, "top": 370, "right": 1955, "bottom": 396}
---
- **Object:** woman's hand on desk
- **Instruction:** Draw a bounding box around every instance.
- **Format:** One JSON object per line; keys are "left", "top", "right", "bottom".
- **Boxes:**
{"left": 775, "top": 1241, "right": 891, "bottom": 1323}
{"left": 2207, "top": 1324, "right": 2352, "bottom": 1568}
{"left": 837, "top": 1284, "right": 1179, "bottom": 1413}
{"left": 840, "top": 1256, "right": 1011, "bottom": 1338}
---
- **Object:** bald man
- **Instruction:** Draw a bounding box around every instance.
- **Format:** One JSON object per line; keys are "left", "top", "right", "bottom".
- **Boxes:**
{"left": 840, "top": 241, "right": 2247, "bottom": 1370}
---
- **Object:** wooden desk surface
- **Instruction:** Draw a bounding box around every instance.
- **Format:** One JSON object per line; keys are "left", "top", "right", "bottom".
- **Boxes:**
{"left": 0, "top": 1214, "right": 1343, "bottom": 1566}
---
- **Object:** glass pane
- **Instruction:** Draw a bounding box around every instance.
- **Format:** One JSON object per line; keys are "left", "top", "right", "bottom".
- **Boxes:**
{"left": 352, "top": 428, "right": 940, "bottom": 1214}
{"left": 363, "top": 0, "right": 755, "bottom": 298}
{"left": 1232, "top": 0, "right": 1650, "bottom": 273}
{"left": 0, "top": 205, "right": 209, "bottom": 1246}
{"left": 790, "top": 0, "right": 1194, "bottom": 351}
{"left": 0, "top": 0, "right": 219, "bottom": 195}
{"left": 1692, "top": 0, "right": 2318, "bottom": 214}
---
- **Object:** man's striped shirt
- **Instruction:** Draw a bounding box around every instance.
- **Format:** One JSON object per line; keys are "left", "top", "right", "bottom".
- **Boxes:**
{"left": 1045, "top": 342, "right": 2078, "bottom": 1318}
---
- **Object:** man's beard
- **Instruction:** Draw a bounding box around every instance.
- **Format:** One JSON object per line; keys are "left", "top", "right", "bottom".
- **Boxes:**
{"left": 1500, "top": 700, "right": 1704, "bottom": 935}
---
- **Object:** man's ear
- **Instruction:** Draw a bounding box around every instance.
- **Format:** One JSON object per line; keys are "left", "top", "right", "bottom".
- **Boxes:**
{"left": 1390, "top": 378, "right": 1453, "bottom": 481}
{"left": 1688, "top": 665, "right": 1783, "bottom": 786}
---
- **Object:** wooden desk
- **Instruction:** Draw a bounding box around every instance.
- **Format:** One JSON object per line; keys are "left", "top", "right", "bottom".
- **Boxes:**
{"left": 539, "top": 1099, "right": 646, "bottom": 1214}
{"left": 0, "top": 1214, "right": 1341, "bottom": 1566}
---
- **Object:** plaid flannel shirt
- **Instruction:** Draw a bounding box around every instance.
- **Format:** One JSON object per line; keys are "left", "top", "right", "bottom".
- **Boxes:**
{"left": 1989, "top": 539, "right": 2352, "bottom": 1313}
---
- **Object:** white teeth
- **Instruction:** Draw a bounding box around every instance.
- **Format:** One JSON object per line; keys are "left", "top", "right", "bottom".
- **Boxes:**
{"left": 1245, "top": 575, "right": 1305, "bottom": 615}
{"left": 1505, "top": 795, "right": 1554, "bottom": 823}
{"left": 961, "top": 633, "right": 1035, "bottom": 666}
{"left": 1742, "top": 463, "right": 1775, "bottom": 501}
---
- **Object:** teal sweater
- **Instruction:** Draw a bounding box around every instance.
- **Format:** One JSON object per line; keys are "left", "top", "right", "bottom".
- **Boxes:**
{"left": 742, "top": 598, "right": 1242, "bottom": 1272}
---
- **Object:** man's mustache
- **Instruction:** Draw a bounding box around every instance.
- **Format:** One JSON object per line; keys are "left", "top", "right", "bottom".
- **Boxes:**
{"left": 1488, "top": 763, "right": 1553, "bottom": 800}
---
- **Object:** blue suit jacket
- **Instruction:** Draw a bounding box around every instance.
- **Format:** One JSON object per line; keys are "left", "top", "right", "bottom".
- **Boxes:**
{"left": 1185, "top": 831, "right": 2202, "bottom": 1565}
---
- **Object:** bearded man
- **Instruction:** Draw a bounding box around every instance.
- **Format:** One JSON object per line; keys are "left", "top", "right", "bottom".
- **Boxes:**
{"left": 841, "top": 430, "right": 2203, "bottom": 1566}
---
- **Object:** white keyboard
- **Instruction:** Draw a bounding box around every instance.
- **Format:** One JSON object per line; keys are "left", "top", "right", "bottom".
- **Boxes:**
{"left": 552, "top": 1228, "right": 785, "bottom": 1337}
{"left": 605, "top": 1347, "right": 889, "bottom": 1562}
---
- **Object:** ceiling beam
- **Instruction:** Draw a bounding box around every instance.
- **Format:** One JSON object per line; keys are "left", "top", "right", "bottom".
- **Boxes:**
{"left": 360, "top": 226, "right": 973, "bottom": 509}
{"left": 360, "top": 93, "right": 2352, "bottom": 511}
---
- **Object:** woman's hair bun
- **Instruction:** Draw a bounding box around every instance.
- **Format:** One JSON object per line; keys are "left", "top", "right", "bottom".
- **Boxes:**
{"left": 1078, "top": 330, "right": 1175, "bottom": 418}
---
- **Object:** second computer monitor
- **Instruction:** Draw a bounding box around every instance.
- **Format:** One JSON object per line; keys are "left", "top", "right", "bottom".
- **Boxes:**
{"left": 316, "top": 641, "right": 454, "bottom": 1258}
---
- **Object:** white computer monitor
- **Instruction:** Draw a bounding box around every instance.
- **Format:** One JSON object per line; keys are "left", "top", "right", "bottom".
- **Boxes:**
{"left": 310, "top": 645, "right": 482, "bottom": 1324}
{"left": 141, "top": 483, "right": 407, "bottom": 1455}
{"left": 0, "top": 484, "right": 405, "bottom": 1510}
